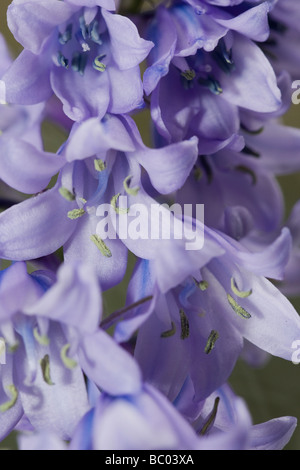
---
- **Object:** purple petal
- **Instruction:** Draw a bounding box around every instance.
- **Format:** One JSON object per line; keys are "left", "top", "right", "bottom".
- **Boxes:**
{"left": 143, "top": 7, "right": 177, "bottom": 95}
{"left": 102, "top": 9, "right": 154, "bottom": 70}
{"left": 0, "top": 262, "right": 43, "bottom": 323}
{"left": 64, "top": 115, "right": 135, "bottom": 162}
{"left": 64, "top": 212, "right": 128, "bottom": 291}
{"left": 215, "top": 2, "right": 270, "bottom": 42}
{"left": 221, "top": 34, "right": 282, "bottom": 113}
{"left": 249, "top": 417, "right": 297, "bottom": 450}
{"left": 133, "top": 137, "right": 198, "bottom": 194}
{"left": 16, "top": 322, "right": 90, "bottom": 440}
{"left": 78, "top": 329, "right": 142, "bottom": 396}
{"left": 24, "top": 262, "right": 102, "bottom": 333}
{"left": 2, "top": 49, "right": 52, "bottom": 105}
{"left": 7, "top": 0, "right": 75, "bottom": 54}
{"left": 50, "top": 61, "right": 110, "bottom": 121}
{"left": 0, "top": 138, "right": 65, "bottom": 194}
{"left": 0, "top": 185, "right": 77, "bottom": 261}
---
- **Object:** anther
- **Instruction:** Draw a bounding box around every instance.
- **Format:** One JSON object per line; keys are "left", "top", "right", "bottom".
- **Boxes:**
{"left": 60, "top": 344, "right": 77, "bottom": 369}
{"left": 58, "top": 23, "right": 73, "bottom": 45}
{"left": 198, "top": 76, "right": 223, "bottom": 95}
{"left": 199, "top": 397, "right": 220, "bottom": 435}
{"left": 0, "top": 385, "right": 18, "bottom": 412}
{"left": 179, "top": 309, "right": 189, "bottom": 340}
{"left": 89, "top": 20, "right": 102, "bottom": 45}
{"left": 90, "top": 234, "right": 112, "bottom": 258}
{"left": 161, "top": 322, "right": 176, "bottom": 338}
{"left": 57, "top": 51, "right": 69, "bottom": 69}
{"left": 94, "top": 159, "right": 107, "bottom": 172}
{"left": 193, "top": 277, "right": 209, "bottom": 291}
{"left": 204, "top": 330, "right": 219, "bottom": 354}
{"left": 40, "top": 354, "right": 55, "bottom": 386}
{"left": 230, "top": 277, "right": 252, "bottom": 298}
{"left": 123, "top": 175, "right": 140, "bottom": 196}
{"left": 59, "top": 186, "right": 75, "bottom": 201}
{"left": 181, "top": 69, "right": 196, "bottom": 81}
{"left": 67, "top": 208, "right": 86, "bottom": 219}
{"left": 111, "top": 193, "right": 129, "bottom": 215}
{"left": 93, "top": 55, "right": 106, "bottom": 72}
{"left": 33, "top": 327, "right": 50, "bottom": 346}
{"left": 234, "top": 165, "right": 257, "bottom": 185}
{"left": 72, "top": 52, "right": 88, "bottom": 75}
{"left": 227, "top": 294, "right": 251, "bottom": 319}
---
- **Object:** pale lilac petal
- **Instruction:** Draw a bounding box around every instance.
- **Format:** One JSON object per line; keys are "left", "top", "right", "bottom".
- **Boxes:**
{"left": 23, "top": 262, "right": 102, "bottom": 333}
{"left": 78, "top": 329, "right": 142, "bottom": 396}
{"left": 107, "top": 63, "right": 145, "bottom": 115}
{"left": 16, "top": 323, "right": 90, "bottom": 440}
{"left": 221, "top": 34, "right": 282, "bottom": 113}
{"left": 249, "top": 417, "right": 297, "bottom": 450}
{"left": 18, "top": 431, "right": 68, "bottom": 450}
{"left": 0, "top": 138, "right": 65, "bottom": 194}
{"left": 64, "top": 212, "right": 128, "bottom": 291}
{"left": 133, "top": 136, "right": 198, "bottom": 194}
{"left": 0, "top": 262, "right": 43, "bottom": 323}
{"left": 2, "top": 49, "right": 52, "bottom": 105}
{"left": 0, "top": 185, "right": 77, "bottom": 261}
{"left": 102, "top": 9, "right": 154, "bottom": 70}
{"left": 215, "top": 2, "right": 270, "bottom": 42}
{"left": 7, "top": 0, "right": 75, "bottom": 54}
{"left": 64, "top": 115, "right": 135, "bottom": 162}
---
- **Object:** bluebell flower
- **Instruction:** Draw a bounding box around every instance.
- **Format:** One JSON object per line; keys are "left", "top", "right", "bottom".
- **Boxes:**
{"left": 0, "top": 113, "right": 227, "bottom": 291}
{"left": 1, "top": 0, "right": 154, "bottom": 121}
{"left": 107, "top": 225, "right": 300, "bottom": 401}
{"left": 16, "top": 380, "right": 297, "bottom": 450}
{"left": 0, "top": 259, "right": 142, "bottom": 441}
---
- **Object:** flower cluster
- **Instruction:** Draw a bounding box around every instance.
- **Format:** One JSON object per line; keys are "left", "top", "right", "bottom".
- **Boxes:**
{"left": 0, "top": 0, "right": 300, "bottom": 450}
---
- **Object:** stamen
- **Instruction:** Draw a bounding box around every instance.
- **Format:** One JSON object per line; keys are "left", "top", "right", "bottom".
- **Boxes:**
{"left": 123, "top": 175, "right": 140, "bottom": 196}
{"left": 212, "top": 40, "right": 235, "bottom": 74}
{"left": 79, "top": 15, "right": 88, "bottom": 41}
{"left": 111, "top": 193, "right": 129, "bottom": 215}
{"left": 71, "top": 52, "right": 88, "bottom": 76}
{"left": 193, "top": 167, "right": 202, "bottom": 181}
{"left": 90, "top": 234, "right": 112, "bottom": 258}
{"left": 0, "top": 385, "right": 18, "bottom": 412}
{"left": 193, "top": 277, "right": 209, "bottom": 291}
{"left": 198, "top": 76, "right": 223, "bottom": 95}
{"left": 67, "top": 208, "right": 86, "bottom": 219}
{"left": 58, "top": 23, "right": 73, "bottom": 45}
{"left": 40, "top": 354, "right": 54, "bottom": 385}
{"left": 199, "top": 397, "right": 220, "bottom": 435}
{"left": 204, "top": 330, "right": 219, "bottom": 354}
{"left": 241, "top": 145, "right": 260, "bottom": 158}
{"left": 93, "top": 55, "right": 106, "bottom": 72}
{"left": 59, "top": 186, "right": 75, "bottom": 201}
{"left": 161, "top": 321, "right": 176, "bottom": 338}
{"left": 227, "top": 294, "right": 251, "bottom": 319}
{"left": 57, "top": 51, "right": 69, "bottom": 69}
{"left": 179, "top": 309, "right": 189, "bottom": 340}
{"left": 94, "top": 159, "right": 107, "bottom": 172}
{"left": 234, "top": 165, "right": 257, "bottom": 185}
{"left": 33, "top": 327, "right": 50, "bottom": 346}
{"left": 181, "top": 69, "right": 196, "bottom": 81}
{"left": 60, "top": 344, "right": 77, "bottom": 369}
{"left": 89, "top": 20, "right": 102, "bottom": 45}
{"left": 199, "top": 155, "right": 213, "bottom": 183}
{"left": 230, "top": 277, "right": 252, "bottom": 298}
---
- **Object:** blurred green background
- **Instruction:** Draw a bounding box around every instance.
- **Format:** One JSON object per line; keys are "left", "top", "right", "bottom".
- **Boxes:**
{"left": 2, "top": 0, "right": 300, "bottom": 450}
